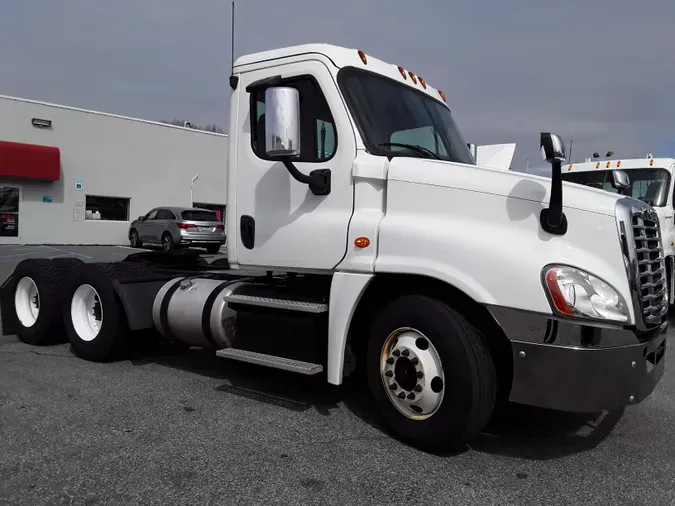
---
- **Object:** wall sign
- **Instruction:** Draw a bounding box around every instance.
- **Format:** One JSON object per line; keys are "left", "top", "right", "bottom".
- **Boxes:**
{"left": 75, "top": 180, "right": 83, "bottom": 191}
{"left": 42, "top": 196, "right": 53, "bottom": 203}
{"left": 0, "top": 214, "right": 18, "bottom": 237}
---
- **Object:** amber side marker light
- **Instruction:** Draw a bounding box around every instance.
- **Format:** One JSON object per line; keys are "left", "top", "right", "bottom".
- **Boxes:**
{"left": 418, "top": 76, "right": 427, "bottom": 89}
{"left": 358, "top": 50, "right": 367, "bottom": 65}
{"left": 544, "top": 269, "right": 574, "bottom": 316}
{"left": 408, "top": 71, "right": 418, "bottom": 84}
{"left": 354, "top": 237, "right": 370, "bottom": 248}
{"left": 397, "top": 66, "right": 407, "bottom": 79}
{"left": 438, "top": 90, "right": 446, "bottom": 102}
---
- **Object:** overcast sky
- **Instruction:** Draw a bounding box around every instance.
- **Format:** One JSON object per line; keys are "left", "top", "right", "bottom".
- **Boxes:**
{"left": 1, "top": 0, "right": 673, "bottom": 176}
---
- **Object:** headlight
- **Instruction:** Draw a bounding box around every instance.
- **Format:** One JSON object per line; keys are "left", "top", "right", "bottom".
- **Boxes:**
{"left": 542, "top": 265, "right": 629, "bottom": 323}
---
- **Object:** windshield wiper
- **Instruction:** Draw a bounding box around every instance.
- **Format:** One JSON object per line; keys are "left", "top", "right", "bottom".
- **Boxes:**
{"left": 378, "top": 142, "right": 441, "bottom": 160}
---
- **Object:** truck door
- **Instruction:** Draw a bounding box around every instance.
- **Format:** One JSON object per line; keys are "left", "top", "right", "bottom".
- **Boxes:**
{"left": 233, "top": 60, "right": 356, "bottom": 270}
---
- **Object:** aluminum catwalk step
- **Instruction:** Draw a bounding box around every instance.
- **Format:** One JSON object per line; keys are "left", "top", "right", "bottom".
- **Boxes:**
{"left": 216, "top": 348, "right": 324, "bottom": 375}
{"left": 222, "top": 293, "right": 328, "bottom": 313}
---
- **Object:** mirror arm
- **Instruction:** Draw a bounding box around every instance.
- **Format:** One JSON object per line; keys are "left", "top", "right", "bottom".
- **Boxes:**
{"left": 282, "top": 158, "right": 331, "bottom": 196}
{"left": 540, "top": 159, "right": 568, "bottom": 235}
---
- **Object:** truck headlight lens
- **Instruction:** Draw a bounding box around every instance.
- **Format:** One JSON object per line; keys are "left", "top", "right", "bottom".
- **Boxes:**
{"left": 542, "top": 266, "right": 629, "bottom": 323}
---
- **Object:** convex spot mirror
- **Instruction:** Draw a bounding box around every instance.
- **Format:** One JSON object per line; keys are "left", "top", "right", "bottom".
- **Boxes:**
{"left": 540, "top": 133, "right": 567, "bottom": 164}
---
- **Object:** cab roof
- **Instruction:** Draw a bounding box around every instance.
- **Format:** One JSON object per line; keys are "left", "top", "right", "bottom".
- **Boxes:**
{"left": 564, "top": 156, "right": 675, "bottom": 174}
{"left": 233, "top": 43, "right": 449, "bottom": 107}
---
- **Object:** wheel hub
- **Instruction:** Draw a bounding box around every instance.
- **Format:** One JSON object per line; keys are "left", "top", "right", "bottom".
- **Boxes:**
{"left": 380, "top": 328, "right": 445, "bottom": 420}
{"left": 71, "top": 284, "right": 103, "bottom": 341}
{"left": 15, "top": 276, "right": 40, "bottom": 327}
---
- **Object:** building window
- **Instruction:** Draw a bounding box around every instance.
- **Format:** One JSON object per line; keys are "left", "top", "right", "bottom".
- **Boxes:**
{"left": 250, "top": 75, "right": 337, "bottom": 162}
{"left": 85, "top": 195, "right": 130, "bottom": 221}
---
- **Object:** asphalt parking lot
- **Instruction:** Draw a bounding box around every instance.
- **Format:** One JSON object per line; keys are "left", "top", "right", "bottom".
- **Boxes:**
{"left": 1, "top": 245, "right": 675, "bottom": 505}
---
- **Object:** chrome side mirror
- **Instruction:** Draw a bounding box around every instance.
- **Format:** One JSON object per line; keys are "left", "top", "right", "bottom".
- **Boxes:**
{"left": 611, "top": 170, "right": 630, "bottom": 194}
{"left": 540, "top": 133, "right": 567, "bottom": 163}
{"left": 264, "top": 87, "right": 301, "bottom": 159}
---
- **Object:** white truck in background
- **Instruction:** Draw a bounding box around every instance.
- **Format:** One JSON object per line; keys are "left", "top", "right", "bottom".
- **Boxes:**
{"left": 1, "top": 44, "right": 668, "bottom": 452}
{"left": 562, "top": 155, "right": 675, "bottom": 308}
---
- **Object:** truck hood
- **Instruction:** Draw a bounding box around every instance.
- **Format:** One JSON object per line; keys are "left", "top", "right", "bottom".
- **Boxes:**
{"left": 388, "top": 157, "right": 623, "bottom": 217}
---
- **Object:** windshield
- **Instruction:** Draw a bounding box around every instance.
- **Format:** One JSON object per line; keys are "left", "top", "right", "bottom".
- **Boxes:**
{"left": 561, "top": 168, "right": 671, "bottom": 207}
{"left": 337, "top": 67, "right": 475, "bottom": 165}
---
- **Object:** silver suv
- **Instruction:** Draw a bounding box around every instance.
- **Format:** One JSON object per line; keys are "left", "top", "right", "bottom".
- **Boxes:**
{"left": 128, "top": 206, "right": 226, "bottom": 253}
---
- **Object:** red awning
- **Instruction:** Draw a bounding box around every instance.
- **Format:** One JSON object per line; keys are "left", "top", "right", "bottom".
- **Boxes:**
{"left": 0, "top": 140, "right": 60, "bottom": 181}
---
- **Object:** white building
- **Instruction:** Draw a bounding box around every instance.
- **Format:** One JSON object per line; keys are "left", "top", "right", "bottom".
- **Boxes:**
{"left": 0, "top": 95, "right": 228, "bottom": 245}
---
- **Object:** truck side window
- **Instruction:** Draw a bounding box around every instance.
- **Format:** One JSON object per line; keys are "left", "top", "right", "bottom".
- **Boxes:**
{"left": 251, "top": 76, "right": 337, "bottom": 162}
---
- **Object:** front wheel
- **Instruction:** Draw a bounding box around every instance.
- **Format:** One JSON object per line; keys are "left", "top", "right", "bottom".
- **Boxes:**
{"left": 129, "top": 229, "right": 142, "bottom": 248}
{"left": 366, "top": 294, "right": 497, "bottom": 452}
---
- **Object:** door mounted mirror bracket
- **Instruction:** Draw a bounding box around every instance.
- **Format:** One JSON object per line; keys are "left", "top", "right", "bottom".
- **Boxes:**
{"left": 282, "top": 159, "right": 331, "bottom": 195}
{"left": 539, "top": 132, "right": 568, "bottom": 236}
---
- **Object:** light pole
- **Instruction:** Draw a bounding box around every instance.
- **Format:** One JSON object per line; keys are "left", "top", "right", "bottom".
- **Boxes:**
{"left": 190, "top": 174, "right": 200, "bottom": 207}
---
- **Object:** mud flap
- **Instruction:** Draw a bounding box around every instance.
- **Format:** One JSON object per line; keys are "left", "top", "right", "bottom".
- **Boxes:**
{"left": 0, "top": 273, "right": 18, "bottom": 336}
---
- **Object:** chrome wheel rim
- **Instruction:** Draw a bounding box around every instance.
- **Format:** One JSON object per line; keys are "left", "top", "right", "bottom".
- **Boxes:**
{"left": 380, "top": 327, "right": 445, "bottom": 420}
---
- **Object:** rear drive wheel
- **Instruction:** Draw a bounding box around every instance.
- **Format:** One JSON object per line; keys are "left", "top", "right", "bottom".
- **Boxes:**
{"left": 12, "top": 258, "right": 68, "bottom": 345}
{"left": 63, "top": 263, "right": 131, "bottom": 362}
{"left": 366, "top": 294, "right": 497, "bottom": 452}
{"left": 161, "top": 233, "right": 174, "bottom": 251}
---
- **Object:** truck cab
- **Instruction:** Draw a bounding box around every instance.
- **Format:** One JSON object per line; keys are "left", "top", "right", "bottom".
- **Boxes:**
{"left": 2, "top": 44, "right": 668, "bottom": 453}
{"left": 562, "top": 155, "right": 675, "bottom": 305}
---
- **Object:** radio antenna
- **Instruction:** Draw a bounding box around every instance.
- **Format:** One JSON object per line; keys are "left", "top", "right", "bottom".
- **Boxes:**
{"left": 230, "top": 1, "right": 235, "bottom": 76}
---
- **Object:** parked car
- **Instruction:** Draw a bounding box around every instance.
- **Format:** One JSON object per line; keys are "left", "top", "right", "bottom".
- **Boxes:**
{"left": 128, "top": 206, "right": 226, "bottom": 253}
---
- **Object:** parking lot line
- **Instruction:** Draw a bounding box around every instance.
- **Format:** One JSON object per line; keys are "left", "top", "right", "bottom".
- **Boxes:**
{"left": 39, "top": 245, "right": 93, "bottom": 260}
{"left": 0, "top": 250, "right": 44, "bottom": 261}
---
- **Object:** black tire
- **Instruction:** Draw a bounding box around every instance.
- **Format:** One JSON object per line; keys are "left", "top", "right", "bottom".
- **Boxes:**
{"left": 129, "top": 228, "right": 142, "bottom": 248}
{"left": 12, "top": 258, "right": 69, "bottom": 346}
{"left": 62, "top": 263, "right": 131, "bottom": 362}
{"left": 206, "top": 245, "right": 220, "bottom": 254}
{"left": 365, "top": 294, "right": 497, "bottom": 452}
{"left": 161, "top": 232, "right": 174, "bottom": 251}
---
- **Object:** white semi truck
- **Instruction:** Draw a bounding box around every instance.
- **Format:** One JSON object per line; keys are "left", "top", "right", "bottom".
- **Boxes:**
{"left": 1, "top": 44, "right": 668, "bottom": 452}
{"left": 562, "top": 155, "right": 675, "bottom": 307}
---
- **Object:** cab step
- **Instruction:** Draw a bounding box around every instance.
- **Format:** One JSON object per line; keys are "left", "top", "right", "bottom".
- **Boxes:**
{"left": 216, "top": 348, "right": 324, "bottom": 375}
{"left": 223, "top": 293, "right": 327, "bottom": 313}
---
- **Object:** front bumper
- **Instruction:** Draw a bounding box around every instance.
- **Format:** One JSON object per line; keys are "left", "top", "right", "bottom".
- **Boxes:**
{"left": 488, "top": 306, "right": 667, "bottom": 413}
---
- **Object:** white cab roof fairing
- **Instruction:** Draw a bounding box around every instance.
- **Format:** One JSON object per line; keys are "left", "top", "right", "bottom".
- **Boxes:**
{"left": 233, "top": 43, "right": 449, "bottom": 107}
{"left": 475, "top": 143, "right": 516, "bottom": 170}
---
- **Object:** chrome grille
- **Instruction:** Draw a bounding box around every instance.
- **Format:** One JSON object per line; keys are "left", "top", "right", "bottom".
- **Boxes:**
{"left": 631, "top": 208, "right": 668, "bottom": 325}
